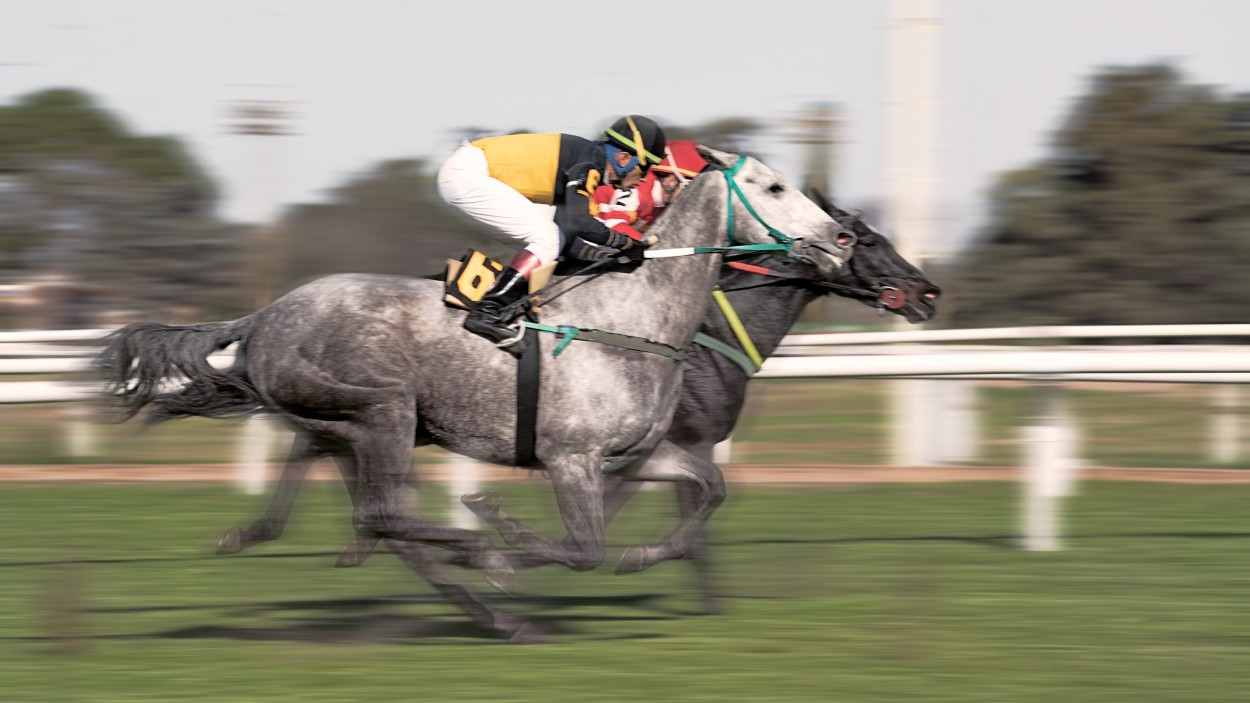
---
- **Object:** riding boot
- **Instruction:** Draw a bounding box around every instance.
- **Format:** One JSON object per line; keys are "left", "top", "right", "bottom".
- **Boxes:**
{"left": 464, "top": 266, "right": 528, "bottom": 347}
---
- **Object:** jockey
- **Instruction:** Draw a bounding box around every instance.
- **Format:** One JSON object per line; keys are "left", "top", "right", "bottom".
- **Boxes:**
{"left": 589, "top": 140, "right": 709, "bottom": 244}
{"left": 437, "top": 115, "right": 667, "bottom": 345}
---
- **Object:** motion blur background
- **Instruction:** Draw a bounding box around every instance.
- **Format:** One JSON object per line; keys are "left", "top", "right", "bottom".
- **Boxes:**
{"left": 4, "top": 1, "right": 1250, "bottom": 699}
{"left": 4, "top": 0, "right": 1250, "bottom": 467}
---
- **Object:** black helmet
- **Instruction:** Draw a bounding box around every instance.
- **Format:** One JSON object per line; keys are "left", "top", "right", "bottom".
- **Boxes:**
{"left": 603, "top": 115, "right": 667, "bottom": 171}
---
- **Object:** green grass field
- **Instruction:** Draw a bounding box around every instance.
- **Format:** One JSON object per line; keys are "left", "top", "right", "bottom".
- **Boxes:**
{"left": 2, "top": 481, "right": 1248, "bottom": 702}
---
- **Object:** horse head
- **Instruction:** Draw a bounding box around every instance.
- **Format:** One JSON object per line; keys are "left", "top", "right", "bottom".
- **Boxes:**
{"left": 806, "top": 188, "right": 941, "bottom": 324}
{"left": 695, "top": 146, "right": 853, "bottom": 282}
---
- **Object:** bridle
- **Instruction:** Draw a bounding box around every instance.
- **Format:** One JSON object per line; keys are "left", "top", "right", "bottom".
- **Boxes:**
{"left": 502, "top": 155, "right": 870, "bottom": 315}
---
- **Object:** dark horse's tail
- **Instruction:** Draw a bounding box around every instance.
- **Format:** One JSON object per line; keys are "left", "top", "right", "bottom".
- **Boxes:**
{"left": 97, "top": 317, "right": 265, "bottom": 424}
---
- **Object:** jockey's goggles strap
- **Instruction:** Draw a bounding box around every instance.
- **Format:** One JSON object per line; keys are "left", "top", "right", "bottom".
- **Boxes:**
{"left": 710, "top": 287, "right": 763, "bottom": 370}
{"left": 604, "top": 126, "right": 662, "bottom": 165}
{"left": 663, "top": 151, "right": 691, "bottom": 185}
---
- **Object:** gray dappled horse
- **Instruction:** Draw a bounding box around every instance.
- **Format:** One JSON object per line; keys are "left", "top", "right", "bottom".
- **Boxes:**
{"left": 217, "top": 189, "right": 941, "bottom": 615}
{"left": 100, "top": 147, "right": 859, "bottom": 643}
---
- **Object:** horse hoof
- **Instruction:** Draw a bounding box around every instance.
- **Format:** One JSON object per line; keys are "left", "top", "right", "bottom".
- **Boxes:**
{"left": 461, "top": 493, "right": 503, "bottom": 519}
{"left": 335, "top": 542, "right": 364, "bottom": 568}
{"left": 493, "top": 616, "right": 544, "bottom": 645}
{"left": 481, "top": 554, "right": 516, "bottom": 595}
{"left": 216, "top": 527, "right": 243, "bottom": 556}
{"left": 615, "top": 546, "right": 654, "bottom": 575}
{"left": 505, "top": 623, "right": 546, "bottom": 645}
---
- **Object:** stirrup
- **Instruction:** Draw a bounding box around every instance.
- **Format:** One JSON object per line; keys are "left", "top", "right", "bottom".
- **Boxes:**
{"left": 496, "top": 324, "right": 526, "bottom": 349}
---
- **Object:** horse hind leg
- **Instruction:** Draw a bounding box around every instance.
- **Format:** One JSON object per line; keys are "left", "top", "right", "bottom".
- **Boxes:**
{"left": 386, "top": 538, "right": 543, "bottom": 644}
{"left": 348, "top": 416, "right": 532, "bottom": 640}
{"left": 217, "top": 431, "right": 325, "bottom": 555}
{"left": 334, "top": 451, "right": 420, "bottom": 568}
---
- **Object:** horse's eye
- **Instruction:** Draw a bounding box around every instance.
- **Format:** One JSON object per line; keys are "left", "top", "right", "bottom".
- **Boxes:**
{"left": 768, "top": 184, "right": 785, "bottom": 194}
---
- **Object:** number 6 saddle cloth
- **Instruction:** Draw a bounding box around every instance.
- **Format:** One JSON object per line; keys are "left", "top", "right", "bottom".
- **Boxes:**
{"left": 443, "top": 249, "right": 556, "bottom": 316}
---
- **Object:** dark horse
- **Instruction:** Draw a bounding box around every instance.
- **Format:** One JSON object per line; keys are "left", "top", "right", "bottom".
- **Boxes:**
{"left": 216, "top": 189, "right": 941, "bottom": 614}
{"left": 100, "top": 148, "right": 924, "bottom": 642}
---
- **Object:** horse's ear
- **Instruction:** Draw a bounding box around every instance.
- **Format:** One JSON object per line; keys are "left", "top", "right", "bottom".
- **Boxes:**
{"left": 696, "top": 145, "right": 740, "bottom": 170}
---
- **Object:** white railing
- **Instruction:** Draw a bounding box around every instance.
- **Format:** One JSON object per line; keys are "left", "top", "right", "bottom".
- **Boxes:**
{"left": 4, "top": 325, "right": 1249, "bottom": 550}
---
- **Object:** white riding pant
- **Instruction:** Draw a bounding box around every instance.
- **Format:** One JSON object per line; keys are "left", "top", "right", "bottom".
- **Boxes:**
{"left": 436, "top": 142, "right": 563, "bottom": 264}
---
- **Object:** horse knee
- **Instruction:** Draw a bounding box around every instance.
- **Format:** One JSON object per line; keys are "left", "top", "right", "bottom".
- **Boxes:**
{"left": 708, "top": 483, "right": 726, "bottom": 508}
{"left": 354, "top": 507, "right": 400, "bottom": 539}
{"left": 568, "top": 543, "right": 606, "bottom": 572}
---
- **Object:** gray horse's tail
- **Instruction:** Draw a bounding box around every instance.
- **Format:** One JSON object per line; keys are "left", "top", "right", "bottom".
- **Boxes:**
{"left": 97, "top": 317, "right": 264, "bottom": 424}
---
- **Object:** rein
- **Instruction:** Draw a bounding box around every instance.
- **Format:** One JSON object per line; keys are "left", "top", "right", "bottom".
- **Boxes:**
{"left": 643, "top": 155, "right": 806, "bottom": 261}
{"left": 720, "top": 260, "right": 877, "bottom": 299}
{"left": 498, "top": 154, "right": 862, "bottom": 358}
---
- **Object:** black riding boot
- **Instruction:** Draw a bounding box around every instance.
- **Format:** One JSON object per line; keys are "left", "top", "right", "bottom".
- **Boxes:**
{"left": 464, "top": 266, "right": 528, "bottom": 346}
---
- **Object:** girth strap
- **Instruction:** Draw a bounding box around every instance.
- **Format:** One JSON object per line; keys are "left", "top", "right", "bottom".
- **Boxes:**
{"left": 692, "top": 332, "right": 759, "bottom": 376}
{"left": 514, "top": 324, "right": 540, "bottom": 468}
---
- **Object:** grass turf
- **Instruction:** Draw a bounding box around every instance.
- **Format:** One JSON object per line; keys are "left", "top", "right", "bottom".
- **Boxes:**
{"left": 1, "top": 480, "right": 1248, "bottom": 701}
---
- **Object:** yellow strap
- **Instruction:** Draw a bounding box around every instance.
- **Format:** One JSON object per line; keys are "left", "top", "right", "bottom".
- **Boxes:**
{"left": 625, "top": 115, "right": 644, "bottom": 165}
{"left": 711, "top": 288, "right": 763, "bottom": 369}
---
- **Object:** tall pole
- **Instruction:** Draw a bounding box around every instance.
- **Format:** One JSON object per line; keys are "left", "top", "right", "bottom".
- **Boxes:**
{"left": 796, "top": 102, "right": 839, "bottom": 198}
{"left": 794, "top": 102, "right": 840, "bottom": 326}
{"left": 228, "top": 92, "right": 292, "bottom": 495}
{"left": 229, "top": 95, "right": 292, "bottom": 307}
{"left": 887, "top": 0, "right": 943, "bottom": 467}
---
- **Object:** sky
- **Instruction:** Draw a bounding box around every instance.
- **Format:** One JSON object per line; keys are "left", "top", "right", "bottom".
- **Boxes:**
{"left": 3, "top": 0, "right": 1249, "bottom": 257}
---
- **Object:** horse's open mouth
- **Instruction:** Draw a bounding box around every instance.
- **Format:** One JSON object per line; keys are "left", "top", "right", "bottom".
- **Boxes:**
{"left": 880, "top": 283, "right": 941, "bottom": 323}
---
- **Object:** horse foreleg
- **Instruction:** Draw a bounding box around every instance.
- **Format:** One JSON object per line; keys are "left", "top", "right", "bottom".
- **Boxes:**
{"left": 614, "top": 440, "right": 726, "bottom": 578}
{"left": 501, "top": 474, "right": 640, "bottom": 571}
{"left": 463, "top": 458, "right": 607, "bottom": 572}
{"left": 217, "top": 432, "right": 322, "bottom": 555}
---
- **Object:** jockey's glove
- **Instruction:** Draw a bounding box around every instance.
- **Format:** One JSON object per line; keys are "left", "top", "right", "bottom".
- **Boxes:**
{"left": 569, "top": 240, "right": 617, "bottom": 262}
{"left": 602, "top": 224, "right": 646, "bottom": 251}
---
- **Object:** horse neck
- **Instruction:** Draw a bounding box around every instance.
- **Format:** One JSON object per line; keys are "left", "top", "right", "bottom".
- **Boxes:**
{"left": 545, "top": 176, "right": 729, "bottom": 345}
{"left": 706, "top": 267, "right": 823, "bottom": 359}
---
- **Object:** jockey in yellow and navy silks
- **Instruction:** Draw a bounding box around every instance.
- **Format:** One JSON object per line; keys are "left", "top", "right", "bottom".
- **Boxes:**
{"left": 437, "top": 115, "right": 667, "bottom": 347}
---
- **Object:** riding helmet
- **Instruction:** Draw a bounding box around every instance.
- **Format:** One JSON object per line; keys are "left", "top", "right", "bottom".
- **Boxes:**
{"left": 602, "top": 115, "right": 667, "bottom": 171}
{"left": 651, "top": 140, "right": 708, "bottom": 180}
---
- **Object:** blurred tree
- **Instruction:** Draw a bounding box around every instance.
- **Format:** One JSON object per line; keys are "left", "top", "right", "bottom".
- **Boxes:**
{"left": 952, "top": 64, "right": 1250, "bottom": 328}
{"left": 0, "top": 88, "right": 244, "bottom": 325}
{"left": 277, "top": 158, "right": 508, "bottom": 290}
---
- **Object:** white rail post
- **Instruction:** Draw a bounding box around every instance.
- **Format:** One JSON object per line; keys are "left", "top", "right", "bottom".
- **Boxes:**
{"left": 62, "top": 402, "right": 96, "bottom": 458}
{"left": 713, "top": 438, "right": 733, "bottom": 464}
{"left": 446, "top": 452, "right": 481, "bottom": 530}
{"left": 235, "top": 414, "right": 276, "bottom": 495}
{"left": 1021, "top": 380, "right": 1080, "bottom": 551}
{"left": 1210, "top": 385, "right": 1242, "bottom": 464}
{"left": 933, "top": 380, "right": 979, "bottom": 464}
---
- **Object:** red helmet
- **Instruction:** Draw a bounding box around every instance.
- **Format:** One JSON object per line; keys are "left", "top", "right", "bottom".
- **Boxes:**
{"left": 651, "top": 140, "right": 707, "bottom": 180}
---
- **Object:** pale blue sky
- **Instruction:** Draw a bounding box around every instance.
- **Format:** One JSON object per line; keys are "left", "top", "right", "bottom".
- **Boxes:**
{"left": 3, "top": 0, "right": 1249, "bottom": 255}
